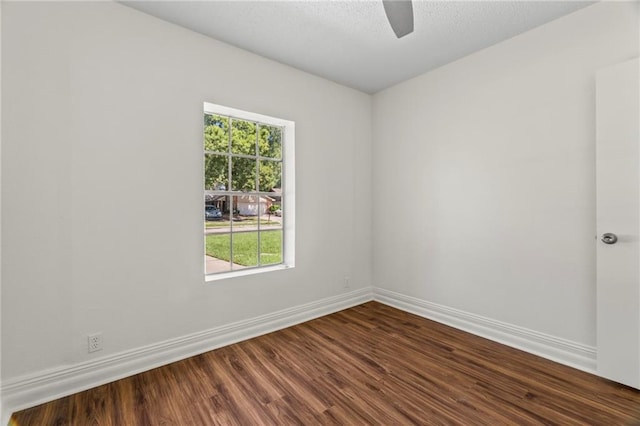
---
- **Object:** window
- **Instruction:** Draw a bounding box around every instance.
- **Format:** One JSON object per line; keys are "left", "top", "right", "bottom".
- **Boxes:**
{"left": 203, "top": 102, "right": 295, "bottom": 278}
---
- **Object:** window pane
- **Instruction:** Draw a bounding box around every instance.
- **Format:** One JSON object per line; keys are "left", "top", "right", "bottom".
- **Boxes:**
{"left": 259, "top": 159, "right": 282, "bottom": 192}
{"left": 205, "top": 197, "right": 230, "bottom": 232}
{"left": 231, "top": 157, "right": 257, "bottom": 192}
{"left": 235, "top": 194, "right": 261, "bottom": 217}
{"left": 205, "top": 234, "right": 232, "bottom": 274}
{"left": 231, "top": 119, "right": 257, "bottom": 156}
{"left": 260, "top": 230, "right": 282, "bottom": 265}
{"left": 204, "top": 114, "right": 229, "bottom": 153}
{"left": 259, "top": 125, "right": 282, "bottom": 159}
{"left": 204, "top": 154, "right": 228, "bottom": 191}
{"left": 232, "top": 232, "right": 258, "bottom": 267}
{"left": 204, "top": 104, "right": 291, "bottom": 276}
{"left": 259, "top": 198, "right": 282, "bottom": 228}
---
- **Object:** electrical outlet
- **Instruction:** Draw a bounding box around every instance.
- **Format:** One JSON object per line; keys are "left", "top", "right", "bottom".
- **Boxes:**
{"left": 88, "top": 333, "right": 103, "bottom": 353}
{"left": 344, "top": 276, "right": 350, "bottom": 289}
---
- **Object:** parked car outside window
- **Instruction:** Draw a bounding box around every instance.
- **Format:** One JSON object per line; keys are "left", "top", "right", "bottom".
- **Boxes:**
{"left": 205, "top": 206, "right": 223, "bottom": 220}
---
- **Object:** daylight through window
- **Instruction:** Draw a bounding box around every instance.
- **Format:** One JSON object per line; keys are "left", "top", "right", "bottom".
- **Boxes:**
{"left": 204, "top": 103, "right": 294, "bottom": 277}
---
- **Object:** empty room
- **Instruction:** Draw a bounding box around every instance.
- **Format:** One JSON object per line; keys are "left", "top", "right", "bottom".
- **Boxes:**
{"left": 2, "top": 0, "right": 640, "bottom": 424}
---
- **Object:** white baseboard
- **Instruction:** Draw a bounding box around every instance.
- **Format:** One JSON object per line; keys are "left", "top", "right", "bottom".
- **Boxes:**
{"left": 373, "top": 288, "right": 597, "bottom": 375}
{"left": 1, "top": 287, "right": 373, "bottom": 423}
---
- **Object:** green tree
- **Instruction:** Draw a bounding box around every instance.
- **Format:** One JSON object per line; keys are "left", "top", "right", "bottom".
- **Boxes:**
{"left": 258, "top": 124, "right": 282, "bottom": 190}
{"left": 204, "top": 115, "right": 229, "bottom": 190}
{"left": 204, "top": 115, "right": 282, "bottom": 192}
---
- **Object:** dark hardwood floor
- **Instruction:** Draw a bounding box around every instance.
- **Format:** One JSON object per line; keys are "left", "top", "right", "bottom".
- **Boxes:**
{"left": 11, "top": 302, "right": 640, "bottom": 425}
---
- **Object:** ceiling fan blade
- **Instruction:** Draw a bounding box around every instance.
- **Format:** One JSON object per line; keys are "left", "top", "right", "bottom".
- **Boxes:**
{"left": 382, "top": 0, "right": 414, "bottom": 39}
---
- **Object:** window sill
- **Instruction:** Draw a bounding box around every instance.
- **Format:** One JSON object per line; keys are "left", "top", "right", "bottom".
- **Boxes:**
{"left": 205, "top": 264, "right": 293, "bottom": 282}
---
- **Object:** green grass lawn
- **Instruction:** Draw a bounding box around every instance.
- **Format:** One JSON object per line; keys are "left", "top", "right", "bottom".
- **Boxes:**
{"left": 205, "top": 219, "right": 279, "bottom": 228}
{"left": 206, "top": 230, "right": 282, "bottom": 266}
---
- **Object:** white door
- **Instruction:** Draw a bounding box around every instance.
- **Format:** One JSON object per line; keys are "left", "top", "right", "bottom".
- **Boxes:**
{"left": 596, "top": 58, "right": 640, "bottom": 389}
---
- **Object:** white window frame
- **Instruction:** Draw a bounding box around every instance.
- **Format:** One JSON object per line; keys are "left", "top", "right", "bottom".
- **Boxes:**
{"left": 203, "top": 102, "right": 295, "bottom": 281}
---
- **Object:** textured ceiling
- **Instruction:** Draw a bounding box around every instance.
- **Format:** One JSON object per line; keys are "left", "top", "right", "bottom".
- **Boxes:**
{"left": 122, "top": 1, "right": 593, "bottom": 94}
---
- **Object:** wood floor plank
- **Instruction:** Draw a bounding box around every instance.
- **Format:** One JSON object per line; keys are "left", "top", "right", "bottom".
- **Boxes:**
{"left": 10, "top": 302, "right": 640, "bottom": 425}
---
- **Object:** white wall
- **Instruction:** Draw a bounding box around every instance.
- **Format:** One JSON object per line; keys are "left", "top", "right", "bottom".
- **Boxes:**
{"left": 1, "top": 1, "right": 371, "bottom": 382}
{"left": 373, "top": 1, "right": 639, "bottom": 347}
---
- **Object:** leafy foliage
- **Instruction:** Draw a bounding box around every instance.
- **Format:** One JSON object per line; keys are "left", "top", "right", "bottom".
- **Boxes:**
{"left": 204, "top": 114, "right": 282, "bottom": 192}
